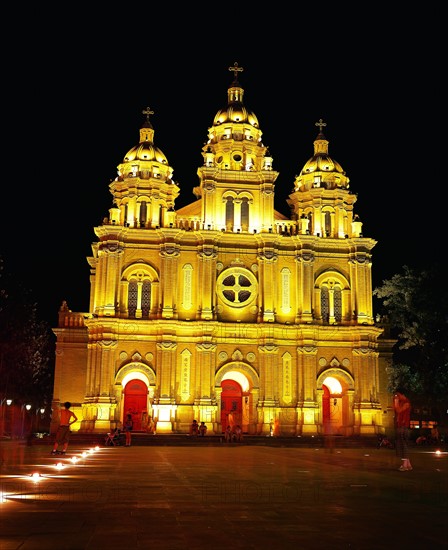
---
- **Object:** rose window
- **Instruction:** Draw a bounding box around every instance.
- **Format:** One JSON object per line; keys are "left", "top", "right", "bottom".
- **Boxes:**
{"left": 217, "top": 268, "right": 257, "bottom": 307}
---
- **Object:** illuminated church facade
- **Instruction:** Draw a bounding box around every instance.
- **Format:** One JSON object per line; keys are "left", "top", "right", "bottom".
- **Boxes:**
{"left": 52, "top": 64, "right": 395, "bottom": 437}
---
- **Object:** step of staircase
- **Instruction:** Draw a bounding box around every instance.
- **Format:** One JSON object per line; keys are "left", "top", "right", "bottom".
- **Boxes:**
{"left": 29, "top": 432, "right": 382, "bottom": 448}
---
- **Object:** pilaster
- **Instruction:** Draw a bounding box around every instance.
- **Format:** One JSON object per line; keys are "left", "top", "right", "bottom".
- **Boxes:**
{"left": 153, "top": 341, "right": 178, "bottom": 433}
{"left": 298, "top": 250, "right": 314, "bottom": 322}
{"left": 160, "top": 243, "right": 180, "bottom": 319}
{"left": 259, "top": 248, "right": 277, "bottom": 322}
{"left": 198, "top": 245, "right": 217, "bottom": 320}
{"left": 296, "top": 344, "right": 318, "bottom": 435}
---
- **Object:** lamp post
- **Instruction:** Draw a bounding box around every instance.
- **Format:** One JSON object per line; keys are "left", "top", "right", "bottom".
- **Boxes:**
{"left": 37, "top": 407, "right": 45, "bottom": 433}
{"left": 21, "top": 403, "right": 32, "bottom": 438}
{"left": 1, "top": 398, "right": 12, "bottom": 437}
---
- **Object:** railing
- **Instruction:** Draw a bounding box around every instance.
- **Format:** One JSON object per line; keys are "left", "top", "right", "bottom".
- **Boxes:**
{"left": 57, "top": 311, "right": 88, "bottom": 329}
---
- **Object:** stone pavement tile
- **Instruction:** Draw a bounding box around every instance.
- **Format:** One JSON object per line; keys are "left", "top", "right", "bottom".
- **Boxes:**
{"left": 1, "top": 442, "right": 447, "bottom": 549}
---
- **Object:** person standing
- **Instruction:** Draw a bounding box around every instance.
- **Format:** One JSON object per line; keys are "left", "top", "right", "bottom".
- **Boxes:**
{"left": 51, "top": 402, "right": 78, "bottom": 455}
{"left": 393, "top": 388, "right": 413, "bottom": 471}
{"left": 124, "top": 414, "right": 133, "bottom": 446}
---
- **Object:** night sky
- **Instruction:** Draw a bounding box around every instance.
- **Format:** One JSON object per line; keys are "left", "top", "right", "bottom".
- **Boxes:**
{"left": 2, "top": 15, "right": 443, "bottom": 326}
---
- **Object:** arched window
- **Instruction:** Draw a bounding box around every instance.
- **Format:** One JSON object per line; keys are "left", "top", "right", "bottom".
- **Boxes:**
{"left": 122, "top": 264, "right": 158, "bottom": 319}
{"left": 324, "top": 211, "right": 331, "bottom": 236}
{"left": 139, "top": 201, "right": 147, "bottom": 227}
{"left": 321, "top": 287, "right": 329, "bottom": 322}
{"left": 128, "top": 280, "right": 138, "bottom": 318}
{"left": 241, "top": 198, "right": 249, "bottom": 231}
{"left": 141, "top": 280, "right": 151, "bottom": 318}
{"left": 320, "top": 280, "right": 343, "bottom": 323}
{"left": 334, "top": 287, "right": 342, "bottom": 322}
{"left": 307, "top": 212, "right": 313, "bottom": 234}
{"left": 225, "top": 197, "right": 234, "bottom": 231}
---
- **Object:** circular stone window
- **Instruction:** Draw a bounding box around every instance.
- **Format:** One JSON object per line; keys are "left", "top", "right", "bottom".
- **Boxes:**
{"left": 216, "top": 267, "right": 258, "bottom": 307}
{"left": 233, "top": 154, "right": 242, "bottom": 162}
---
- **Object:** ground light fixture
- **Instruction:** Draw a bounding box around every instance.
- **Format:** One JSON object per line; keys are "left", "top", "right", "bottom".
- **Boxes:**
{"left": 30, "top": 472, "right": 43, "bottom": 482}
{"left": 1, "top": 446, "right": 106, "bottom": 507}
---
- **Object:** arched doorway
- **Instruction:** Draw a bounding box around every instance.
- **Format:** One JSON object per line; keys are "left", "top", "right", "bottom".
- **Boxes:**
{"left": 322, "top": 377, "right": 343, "bottom": 435}
{"left": 221, "top": 379, "right": 242, "bottom": 432}
{"left": 123, "top": 379, "right": 148, "bottom": 431}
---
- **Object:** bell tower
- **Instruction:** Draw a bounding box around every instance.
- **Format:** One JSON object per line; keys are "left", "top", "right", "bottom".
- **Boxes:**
{"left": 195, "top": 63, "right": 279, "bottom": 233}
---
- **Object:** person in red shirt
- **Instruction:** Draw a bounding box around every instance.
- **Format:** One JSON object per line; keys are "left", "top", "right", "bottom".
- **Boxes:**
{"left": 393, "top": 388, "right": 413, "bottom": 471}
{"left": 51, "top": 402, "right": 78, "bottom": 455}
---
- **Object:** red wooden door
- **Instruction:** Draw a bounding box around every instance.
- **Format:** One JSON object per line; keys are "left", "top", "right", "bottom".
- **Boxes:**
{"left": 221, "top": 379, "right": 242, "bottom": 432}
{"left": 123, "top": 379, "right": 148, "bottom": 431}
{"left": 322, "top": 384, "right": 331, "bottom": 433}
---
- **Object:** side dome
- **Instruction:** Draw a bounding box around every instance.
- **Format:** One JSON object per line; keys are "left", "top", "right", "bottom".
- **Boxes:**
{"left": 301, "top": 152, "right": 345, "bottom": 176}
{"left": 124, "top": 141, "right": 168, "bottom": 164}
{"left": 123, "top": 120, "right": 168, "bottom": 164}
{"left": 294, "top": 121, "right": 349, "bottom": 191}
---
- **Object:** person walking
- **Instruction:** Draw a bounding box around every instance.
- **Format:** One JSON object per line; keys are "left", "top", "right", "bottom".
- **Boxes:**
{"left": 124, "top": 414, "right": 133, "bottom": 446}
{"left": 393, "top": 388, "right": 413, "bottom": 471}
{"left": 51, "top": 402, "right": 78, "bottom": 455}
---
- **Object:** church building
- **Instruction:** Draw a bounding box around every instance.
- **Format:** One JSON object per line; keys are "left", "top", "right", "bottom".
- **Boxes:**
{"left": 52, "top": 63, "right": 395, "bottom": 437}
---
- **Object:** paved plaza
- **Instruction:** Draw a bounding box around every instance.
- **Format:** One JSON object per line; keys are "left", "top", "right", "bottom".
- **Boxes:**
{"left": 1, "top": 438, "right": 447, "bottom": 549}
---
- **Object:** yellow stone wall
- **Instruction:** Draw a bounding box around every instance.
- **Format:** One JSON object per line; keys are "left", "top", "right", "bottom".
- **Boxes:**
{"left": 52, "top": 68, "right": 395, "bottom": 437}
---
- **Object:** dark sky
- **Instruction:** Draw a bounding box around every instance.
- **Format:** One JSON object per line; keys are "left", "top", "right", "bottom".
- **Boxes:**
{"left": 2, "top": 15, "right": 443, "bottom": 326}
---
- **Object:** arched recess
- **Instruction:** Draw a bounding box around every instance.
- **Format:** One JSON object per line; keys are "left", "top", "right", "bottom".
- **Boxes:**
{"left": 120, "top": 262, "right": 160, "bottom": 319}
{"left": 220, "top": 379, "right": 242, "bottom": 431}
{"left": 317, "top": 366, "right": 354, "bottom": 436}
{"left": 315, "top": 269, "right": 350, "bottom": 290}
{"left": 215, "top": 361, "right": 259, "bottom": 433}
{"left": 115, "top": 362, "right": 156, "bottom": 431}
{"left": 223, "top": 191, "right": 237, "bottom": 231}
{"left": 314, "top": 269, "right": 351, "bottom": 323}
{"left": 321, "top": 207, "right": 335, "bottom": 236}
{"left": 121, "top": 262, "right": 159, "bottom": 284}
{"left": 237, "top": 192, "right": 253, "bottom": 232}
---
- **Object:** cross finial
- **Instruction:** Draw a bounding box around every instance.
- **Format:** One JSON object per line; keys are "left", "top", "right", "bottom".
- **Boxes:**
{"left": 315, "top": 118, "right": 327, "bottom": 133}
{"left": 142, "top": 106, "right": 154, "bottom": 123}
{"left": 228, "top": 62, "right": 244, "bottom": 81}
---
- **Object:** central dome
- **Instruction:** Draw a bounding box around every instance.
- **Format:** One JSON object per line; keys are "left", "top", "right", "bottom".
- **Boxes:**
{"left": 213, "top": 83, "right": 259, "bottom": 127}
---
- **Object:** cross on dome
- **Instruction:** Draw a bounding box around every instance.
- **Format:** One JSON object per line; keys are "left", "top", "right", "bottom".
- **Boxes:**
{"left": 315, "top": 118, "right": 327, "bottom": 133}
{"left": 142, "top": 106, "right": 154, "bottom": 123}
{"left": 228, "top": 62, "right": 244, "bottom": 81}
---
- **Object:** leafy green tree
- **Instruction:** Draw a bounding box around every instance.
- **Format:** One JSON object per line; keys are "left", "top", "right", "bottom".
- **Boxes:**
{"left": 0, "top": 256, "right": 55, "bottom": 411}
{"left": 373, "top": 264, "right": 448, "bottom": 409}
